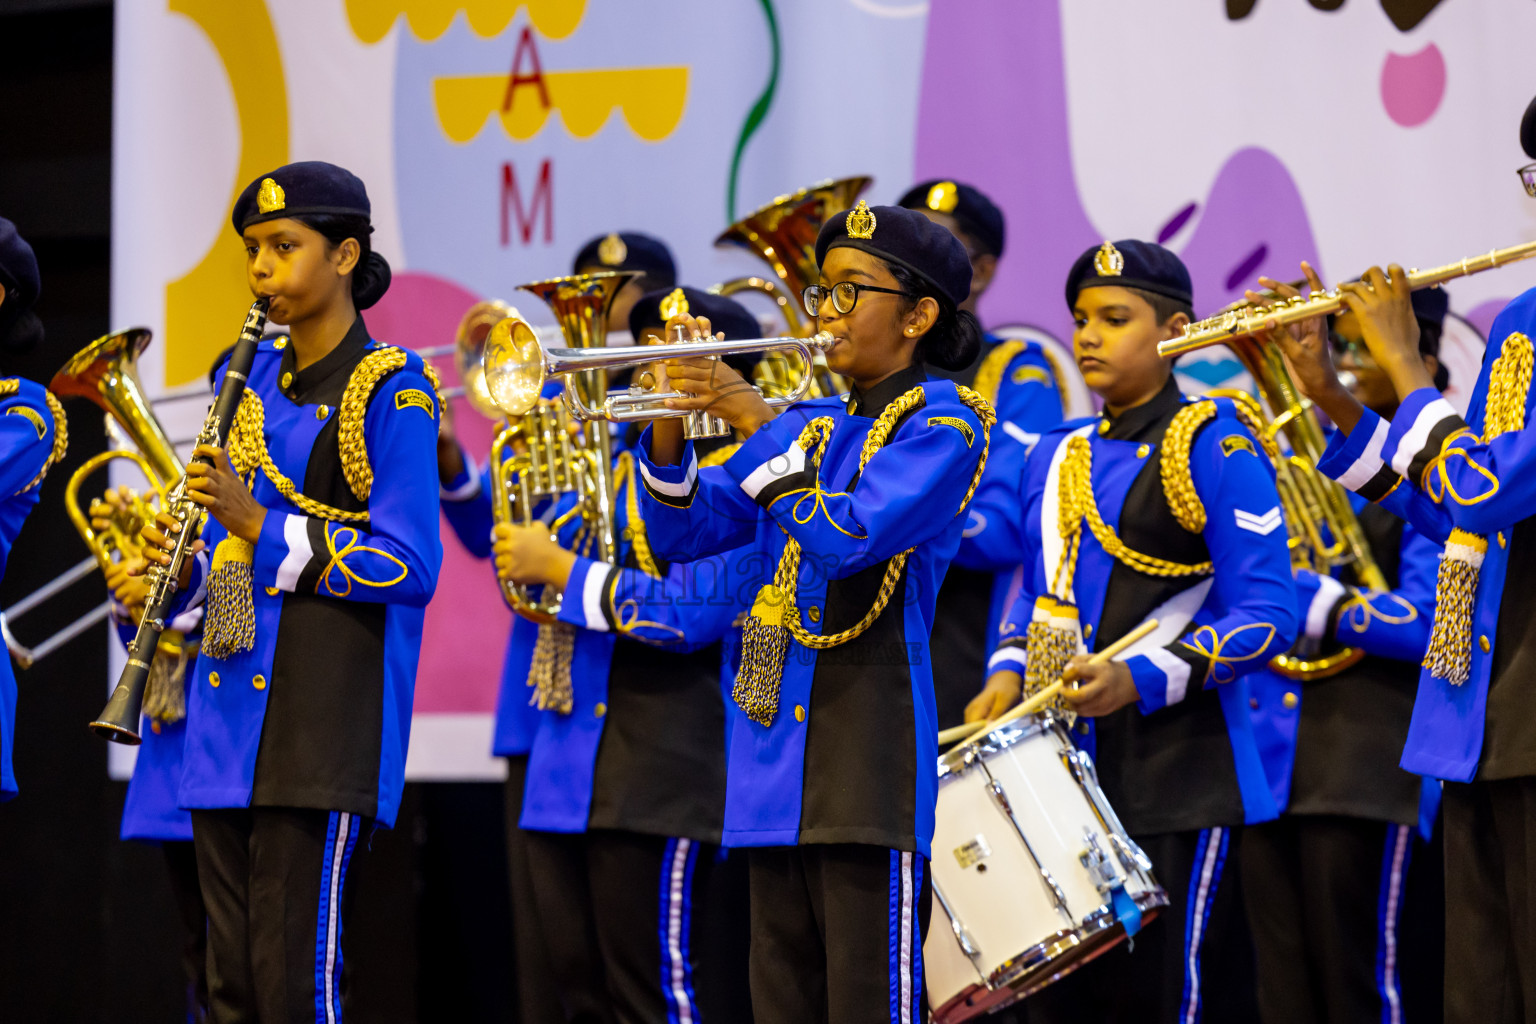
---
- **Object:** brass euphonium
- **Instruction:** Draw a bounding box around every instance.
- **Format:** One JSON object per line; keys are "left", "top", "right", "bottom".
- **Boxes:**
{"left": 482, "top": 272, "right": 634, "bottom": 623}
{"left": 712, "top": 175, "right": 870, "bottom": 397}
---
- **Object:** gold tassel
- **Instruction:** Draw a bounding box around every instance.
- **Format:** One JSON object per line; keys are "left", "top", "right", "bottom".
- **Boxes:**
{"left": 1422, "top": 528, "right": 1487, "bottom": 686}
{"left": 528, "top": 622, "right": 575, "bottom": 714}
{"left": 733, "top": 584, "right": 791, "bottom": 726}
{"left": 202, "top": 536, "right": 256, "bottom": 659}
{"left": 143, "top": 638, "right": 191, "bottom": 724}
{"left": 1022, "top": 596, "right": 1086, "bottom": 713}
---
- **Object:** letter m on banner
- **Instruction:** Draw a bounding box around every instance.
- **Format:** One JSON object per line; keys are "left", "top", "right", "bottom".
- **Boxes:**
{"left": 501, "top": 159, "right": 553, "bottom": 246}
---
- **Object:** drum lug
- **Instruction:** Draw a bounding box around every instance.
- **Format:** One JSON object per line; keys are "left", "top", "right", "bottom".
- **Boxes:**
{"left": 1108, "top": 832, "right": 1154, "bottom": 875}
{"left": 1078, "top": 828, "right": 1119, "bottom": 895}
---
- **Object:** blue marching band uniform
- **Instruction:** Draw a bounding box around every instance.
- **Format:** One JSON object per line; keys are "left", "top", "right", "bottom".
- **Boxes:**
{"left": 30, "top": 147, "right": 1536, "bottom": 1024}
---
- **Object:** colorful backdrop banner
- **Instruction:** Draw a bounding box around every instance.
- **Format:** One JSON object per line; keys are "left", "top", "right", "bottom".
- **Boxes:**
{"left": 112, "top": 0, "right": 1536, "bottom": 778}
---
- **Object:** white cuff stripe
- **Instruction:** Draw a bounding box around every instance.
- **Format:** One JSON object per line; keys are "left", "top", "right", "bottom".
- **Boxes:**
{"left": 1390, "top": 398, "right": 1458, "bottom": 478}
{"left": 581, "top": 563, "right": 607, "bottom": 632}
{"left": 987, "top": 647, "right": 1028, "bottom": 673}
{"left": 1336, "top": 417, "right": 1391, "bottom": 492}
{"left": 1145, "top": 647, "right": 1191, "bottom": 706}
{"left": 1305, "top": 576, "right": 1348, "bottom": 641}
{"left": 739, "top": 443, "right": 806, "bottom": 500}
{"left": 181, "top": 548, "right": 211, "bottom": 613}
{"left": 440, "top": 462, "right": 482, "bottom": 502}
{"left": 275, "top": 515, "right": 313, "bottom": 593}
{"left": 639, "top": 454, "right": 698, "bottom": 498}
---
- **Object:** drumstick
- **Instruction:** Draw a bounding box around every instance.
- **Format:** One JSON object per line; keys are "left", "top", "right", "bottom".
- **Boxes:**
{"left": 942, "top": 618, "right": 1160, "bottom": 749}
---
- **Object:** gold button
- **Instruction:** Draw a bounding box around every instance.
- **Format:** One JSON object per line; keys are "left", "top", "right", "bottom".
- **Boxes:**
{"left": 1282, "top": 691, "right": 1299, "bottom": 710}
{"left": 1136, "top": 444, "right": 1150, "bottom": 458}
{"left": 794, "top": 705, "right": 806, "bottom": 722}
{"left": 594, "top": 702, "right": 607, "bottom": 718}
{"left": 1097, "top": 420, "right": 1109, "bottom": 435}
{"left": 1078, "top": 721, "right": 1090, "bottom": 734}
{"left": 315, "top": 405, "right": 330, "bottom": 420}
{"left": 1480, "top": 635, "right": 1491, "bottom": 654}
{"left": 281, "top": 371, "right": 293, "bottom": 389}
{"left": 209, "top": 671, "right": 220, "bottom": 688}
{"left": 150, "top": 720, "right": 163, "bottom": 735}
{"left": 1499, "top": 532, "right": 1507, "bottom": 549}
{"left": 807, "top": 606, "right": 821, "bottom": 624}
{"left": 273, "top": 337, "right": 287, "bottom": 349}
{"left": 253, "top": 674, "right": 266, "bottom": 690}
{"left": 265, "top": 586, "right": 279, "bottom": 596}
{"left": 1249, "top": 697, "right": 1259, "bottom": 710}
{"left": 1083, "top": 623, "right": 1094, "bottom": 639}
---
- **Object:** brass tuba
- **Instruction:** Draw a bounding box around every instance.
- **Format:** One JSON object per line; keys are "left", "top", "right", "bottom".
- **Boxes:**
{"left": 713, "top": 175, "right": 870, "bottom": 397}
{"left": 482, "top": 272, "right": 634, "bottom": 623}
{"left": 1209, "top": 329, "right": 1387, "bottom": 680}
{"left": 51, "top": 328, "right": 184, "bottom": 573}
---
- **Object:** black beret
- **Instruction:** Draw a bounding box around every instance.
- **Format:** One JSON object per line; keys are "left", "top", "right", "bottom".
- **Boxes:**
{"left": 0, "top": 216, "right": 40, "bottom": 312}
{"left": 1522, "top": 94, "right": 1536, "bottom": 161}
{"left": 897, "top": 179, "right": 1005, "bottom": 257}
{"left": 573, "top": 232, "right": 677, "bottom": 289}
{"left": 232, "top": 161, "right": 371, "bottom": 234}
{"left": 628, "top": 287, "right": 759, "bottom": 343}
{"left": 1065, "top": 239, "right": 1192, "bottom": 310}
{"left": 1410, "top": 286, "right": 1449, "bottom": 332}
{"left": 815, "top": 202, "right": 971, "bottom": 309}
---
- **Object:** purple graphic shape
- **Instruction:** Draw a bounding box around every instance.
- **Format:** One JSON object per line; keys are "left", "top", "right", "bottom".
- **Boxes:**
{"left": 915, "top": 1, "right": 1323, "bottom": 344}
{"left": 1159, "top": 203, "right": 1198, "bottom": 245}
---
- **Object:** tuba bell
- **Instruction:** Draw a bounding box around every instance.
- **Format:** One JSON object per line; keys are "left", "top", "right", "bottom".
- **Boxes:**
{"left": 712, "top": 175, "right": 870, "bottom": 398}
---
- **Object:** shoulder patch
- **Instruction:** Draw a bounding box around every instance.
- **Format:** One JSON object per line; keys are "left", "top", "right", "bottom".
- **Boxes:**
{"left": 395, "top": 388, "right": 436, "bottom": 418}
{"left": 1220, "top": 434, "right": 1257, "bottom": 458}
{"left": 928, "top": 415, "right": 975, "bottom": 447}
{"left": 1011, "top": 364, "right": 1053, "bottom": 387}
{"left": 6, "top": 405, "right": 46, "bottom": 439}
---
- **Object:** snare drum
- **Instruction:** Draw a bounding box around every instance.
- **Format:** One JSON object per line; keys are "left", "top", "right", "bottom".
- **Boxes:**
{"left": 925, "top": 713, "right": 1167, "bottom": 1022}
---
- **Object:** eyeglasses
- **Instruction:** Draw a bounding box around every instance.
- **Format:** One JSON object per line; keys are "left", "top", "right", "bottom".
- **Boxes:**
{"left": 1519, "top": 162, "right": 1536, "bottom": 198}
{"left": 801, "top": 281, "right": 914, "bottom": 318}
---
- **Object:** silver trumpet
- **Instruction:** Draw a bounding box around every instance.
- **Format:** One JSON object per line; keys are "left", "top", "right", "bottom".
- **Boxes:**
{"left": 481, "top": 313, "right": 836, "bottom": 432}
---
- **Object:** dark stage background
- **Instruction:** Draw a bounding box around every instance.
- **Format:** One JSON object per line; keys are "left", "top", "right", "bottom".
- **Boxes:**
{"left": 0, "top": 3, "right": 520, "bottom": 1021}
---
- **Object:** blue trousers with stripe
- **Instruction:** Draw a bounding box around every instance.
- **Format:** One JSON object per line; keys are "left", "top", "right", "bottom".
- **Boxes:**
{"left": 746, "top": 844, "right": 929, "bottom": 1024}
{"left": 191, "top": 807, "right": 363, "bottom": 1024}
{"left": 1242, "top": 815, "right": 1421, "bottom": 1024}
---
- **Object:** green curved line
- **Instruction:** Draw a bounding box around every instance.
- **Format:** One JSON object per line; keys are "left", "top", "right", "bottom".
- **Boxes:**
{"left": 727, "top": 0, "right": 780, "bottom": 223}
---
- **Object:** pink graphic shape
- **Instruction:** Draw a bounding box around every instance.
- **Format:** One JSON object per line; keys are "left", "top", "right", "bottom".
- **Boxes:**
{"left": 367, "top": 271, "right": 512, "bottom": 714}
{"left": 1381, "top": 42, "right": 1446, "bottom": 127}
{"left": 916, "top": 0, "right": 1322, "bottom": 342}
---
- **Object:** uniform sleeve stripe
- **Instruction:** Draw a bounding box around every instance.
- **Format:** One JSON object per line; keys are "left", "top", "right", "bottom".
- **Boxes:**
{"left": 739, "top": 442, "right": 811, "bottom": 505}
{"left": 1147, "top": 645, "right": 1193, "bottom": 705}
{"left": 580, "top": 562, "right": 609, "bottom": 632}
{"left": 987, "top": 646, "right": 1028, "bottom": 673}
{"left": 1335, "top": 416, "right": 1391, "bottom": 492}
{"left": 1356, "top": 463, "right": 1404, "bottom": 504}
{"left": 1305, "top": 575, "right": 1348, "bottom": 641}
{"left": 1388, "top": 397, "right": 1461, "bottom": 479}
{"left": 275, "top": 514, "right": 315, "bottom": 593}
{"left": 1408, "top": 415, "right": 1467, "bottom": 489}
{"left": 439, "top": 451, "right": 481, "bottom": 501}
{"left": 1001, "top": 422, "right": 1040, "bottom": 449}
{"left": 639, "top": 453, "right": 698, "bottom": 508}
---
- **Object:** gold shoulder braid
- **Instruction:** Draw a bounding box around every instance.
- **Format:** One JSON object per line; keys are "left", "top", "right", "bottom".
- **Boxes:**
{"left": 1423, "top": 331, "right": 1532, "bottom": 685}
{"left": 0, "top": 380, "right": 69, "bottom": 494}
{"left": 733, "top": 385, "right": 995, "bottom": 726}
{"left": 971, "top": 341, "right": 1027, "bottom": 408}
{"left": 613, "top": 451, "right": 660, "bottom": 578}
{"left": 203, "top": 347, "right": 441, "bottom": 658}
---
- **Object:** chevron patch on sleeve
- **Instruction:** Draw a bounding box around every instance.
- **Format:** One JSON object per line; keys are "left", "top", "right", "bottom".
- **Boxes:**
{"left": 1234, "top": 506, "right": 1283, "bottom": 536}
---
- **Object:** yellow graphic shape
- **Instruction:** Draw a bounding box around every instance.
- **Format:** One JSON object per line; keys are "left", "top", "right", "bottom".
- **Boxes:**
{"left": 164, "top": 0, "right": 289, "bottom": 388}
{"left": 434, "top": 66, "right": 687, "bottom": 142}
{"left": 346, "top": 0, "right": 585, "bottom": 44}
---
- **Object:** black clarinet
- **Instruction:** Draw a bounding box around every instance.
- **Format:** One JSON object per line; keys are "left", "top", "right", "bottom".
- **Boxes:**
{"left": 90, "top": 298, "right": 269, "bottom": 744}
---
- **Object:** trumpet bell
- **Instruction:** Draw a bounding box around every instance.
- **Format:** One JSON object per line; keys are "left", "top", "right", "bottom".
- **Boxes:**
{"left": 483, "top": 315, "right": 548, "bottom": 418}
{"left": 452, "top": 299, "right": 517, "bottom": 421}
{"left": 50, "top": 327, "right": 182, "bottom": 484}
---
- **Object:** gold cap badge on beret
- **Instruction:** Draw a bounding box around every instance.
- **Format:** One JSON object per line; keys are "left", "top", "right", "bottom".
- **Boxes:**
{"left": 257, "top": 178, "right": 286, "bottom": 215}
{"left": 846, "top": 200, "right": 876, "bottom": 240}
{"left": 1093, "top": 240, "right": 1124, "bottom": 278}
{"left": 926, "top": 182, "right": 960, "bottom": 214}
{"left": 598, "top": 233, "right": 627, "bottom": 266}
{"left": 659, "top": 287, "right": 689, "bottom": 320}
